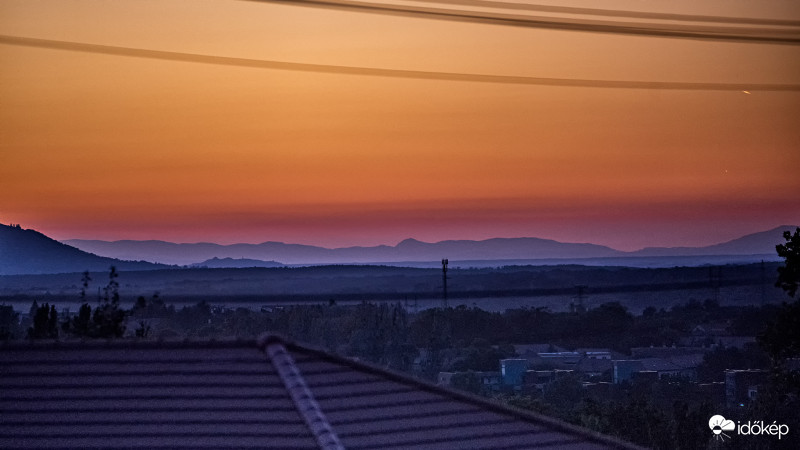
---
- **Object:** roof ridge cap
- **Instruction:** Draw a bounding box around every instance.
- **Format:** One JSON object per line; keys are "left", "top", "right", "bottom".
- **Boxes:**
{"left": 262, "top": 337, "right": 344, "bottom": 450}
{"left": 269, "top": 334, "right": 645, "bottom": 450}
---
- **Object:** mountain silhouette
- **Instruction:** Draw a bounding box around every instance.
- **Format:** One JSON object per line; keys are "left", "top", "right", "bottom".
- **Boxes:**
{"left": 190, "top": 257, "right": 285, "bottom": 269}
{"left": 62, "top": 236, "right": 622, "bottom": 266}
{"left": 0, "top": 223, "right": 169, "bottom": 275}
{"left": 62, "top": 226, "right": 795, "bottom": 266}
{"left": 630, "top": 225, "right": 797, "bottom": 257}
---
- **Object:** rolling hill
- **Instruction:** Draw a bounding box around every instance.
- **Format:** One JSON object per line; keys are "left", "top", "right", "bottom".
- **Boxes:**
{"left": 630, "top": 225, "right": 797, "bottom": 257}
{"left": 190, "top": 257, "right": 285, "bottom": 269}
{"left": 61, "top": 226, "right": 795, "bottom": 266}
{"left": 0, "top": 223, "right": 169, "bottom": 275}
{"left": 62, "top": 236, "right": 623, "bottom": 266}
{"left": 5, "top": 222, "right": 794, "bottom": 273}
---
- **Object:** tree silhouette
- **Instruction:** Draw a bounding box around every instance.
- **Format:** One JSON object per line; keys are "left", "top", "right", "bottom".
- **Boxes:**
{"left": 134, "top": 320, "right": 151, "bottom": 338}
{"left": 102, "top": 266, "right": 120, "bottom": 304}
{"left": 92, "top": 266, "right": 126, "bottom": 338}
{"left": 0, "top": 305, "right": 20, "bottom": 340}
{"left": 776, "top": 227, "right": 800, "bottom": 298}
{"left": 27, "top": 303, "right": 58, "bottom": 339}
{"left": 79, "top": 271, "right": 91, "bottom": 302}
{"left": 759, "top": 301, "right": 800, "bottom": 363}
{"left": 65, "top": 267, "right": 126, "bottom": 338}
{"left": 69, "top": 303, "right": 93, "bottom": 337}
{"left": 757, "top": 228, "right": 800, "bottom": 421}
{"left": 760, "top": 228, "right": 800, "bottom": 362}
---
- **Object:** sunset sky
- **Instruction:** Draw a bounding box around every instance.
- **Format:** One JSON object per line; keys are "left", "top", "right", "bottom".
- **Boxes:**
{"left": 1, "top": 0, "right": 799, "bottom": 251}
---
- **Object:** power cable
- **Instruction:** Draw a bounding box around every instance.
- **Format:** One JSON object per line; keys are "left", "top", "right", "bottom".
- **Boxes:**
{"left": 2, "top": 35, "right": 798, "bottom": 91}
{"left": 382, "top": 0, "right": 800, "bottom": 27}
{"left": 249, "top": 0, "right": 800, "bottom": 44}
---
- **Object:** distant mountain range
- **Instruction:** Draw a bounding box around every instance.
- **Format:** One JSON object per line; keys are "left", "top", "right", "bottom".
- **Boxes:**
{"left": 0, "top": 223, "right": 169, "bottom": 275}
{"left": 60, "top": 237, "right": 620, "bottom": 266}
{"left": 1, "top": 222, "right": 794, "bottom": 275}
{"left": 61, "top": 225, "right": 796, "bottom": 267}
{"left": 629, "top": 227, "right": 797, "bottom": 257}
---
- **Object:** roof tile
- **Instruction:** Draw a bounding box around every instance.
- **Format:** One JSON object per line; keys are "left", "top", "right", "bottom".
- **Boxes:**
{"left": 1, "top": 337, "right": 643, "bottom": 449}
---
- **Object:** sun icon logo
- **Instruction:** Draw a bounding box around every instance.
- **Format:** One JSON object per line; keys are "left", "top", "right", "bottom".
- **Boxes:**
{"left": 709, "top": 415, "right": 735, "bottom": 441}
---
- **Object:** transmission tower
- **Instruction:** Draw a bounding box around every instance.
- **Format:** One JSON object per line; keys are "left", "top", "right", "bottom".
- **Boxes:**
{"left": 442, "top": 258, "right": 449, "bottom": 309}
{"left": 709, "top": 267, "right": 722, "bottom": 303}
{"left": 571, "top": 285, "right": 588, "bottom": 314}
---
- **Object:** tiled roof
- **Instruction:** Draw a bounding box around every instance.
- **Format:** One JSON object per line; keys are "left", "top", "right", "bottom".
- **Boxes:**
{"left": 1, "top": 335, "right": 642, "bottom": 449}
{"left": 576, "top": 357, "right": 613, "bottom": 374}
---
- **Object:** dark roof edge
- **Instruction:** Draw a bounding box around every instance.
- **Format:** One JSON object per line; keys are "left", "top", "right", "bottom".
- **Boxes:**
{"left": 258, "top": 333, "right": 645, "bottom": 450}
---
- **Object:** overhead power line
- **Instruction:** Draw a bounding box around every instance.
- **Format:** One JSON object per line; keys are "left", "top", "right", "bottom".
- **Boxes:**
{"left": 2, "top": 34, "right": 799, "bottom": 91}
{"left": 250, "top": 0, "right": 800, "bottom": 44}
{"left": 387, "top": 0, "right": 800, "bottom": 27}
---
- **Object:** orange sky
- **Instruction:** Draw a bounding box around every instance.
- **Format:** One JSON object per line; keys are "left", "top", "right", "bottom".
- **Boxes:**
{"left": 1, "top": 0, "right": 799, "bottom": 250}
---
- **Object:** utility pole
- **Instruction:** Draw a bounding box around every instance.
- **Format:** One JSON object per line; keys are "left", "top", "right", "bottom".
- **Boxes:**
{"left": 709, "top": 267, "right": 722, "bottom": 304}
{"left": 571, "top": 285, "right": 587, "bottom": 314}
{"left": 760, "top": 260, "right": 766, "bottom": 306}
{"left": 442, "top": 258, "right": 448, "bottom": 309}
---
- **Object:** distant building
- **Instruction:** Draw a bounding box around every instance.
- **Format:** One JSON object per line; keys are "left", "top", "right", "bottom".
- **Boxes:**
{"left": 632, "top": 370, "right": 658, "bottom": 383}
{"left": 536, "top": 352, "right": 582, "bottom": 368}
{"left": 477, "top": 371, "right": 502, "bottom": 389}
{"left": 438, "top": 370, "right": 502, "bottom": 391}
{"left": 640, "top": 357, "right": 698, "bottom": 380}
{"left": 500, "top": 359, "right": 529, "bottom": 388}
{"left": 521, "top": 369, "right": 578, "bottom": 394}
{"left": 713, "top": 336, "right": 757, "bottom": 349}
{"left": 513, "top": 343, "right": 566, "bottom": 357}
{"left": 576, "top": 356, "right": 613, "bottom": 379}
{"left": 613, "top": 357, "right": 699, "bottom": 384}
{"left": 682, "top": 324, "right": 757, "bottom": 348}
{"left": 630, "top": 346, "right": 706, "bottom": 359}
{"left": 725, "top": 369, "right": 768, "bottom": 408}
{"left": 523, "top": 370, "right": 555, "bottom": 393}
{"left": 574, "top": 348, "right": 626, "bottom": 360}
{"left": 614, "top": 360, "right": 645, "bottom": 384}
{"left": 438, "top": 371, "right": 455, "bottom": 386}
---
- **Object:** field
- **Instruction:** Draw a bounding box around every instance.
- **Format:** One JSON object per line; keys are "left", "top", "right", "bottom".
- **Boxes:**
{"left": 0, "top": 262, "right": 786, "bottom": 315}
